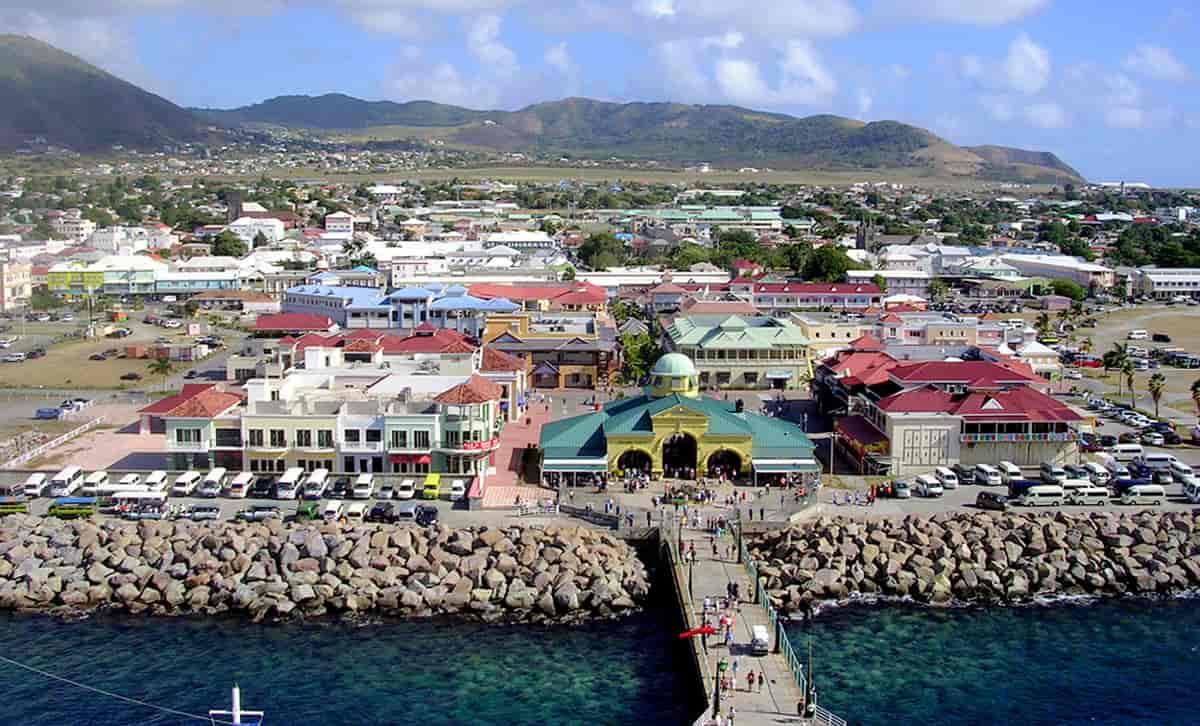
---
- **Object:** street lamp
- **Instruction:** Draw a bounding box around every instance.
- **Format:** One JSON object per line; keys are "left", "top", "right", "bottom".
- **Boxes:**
{"left": 736, "top": 506, "right": 743, "bottom": 565}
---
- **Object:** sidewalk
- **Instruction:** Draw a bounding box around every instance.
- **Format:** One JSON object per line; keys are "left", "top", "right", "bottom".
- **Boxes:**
{"left": 674, "top": 513, "right": 809, "bottom": 726}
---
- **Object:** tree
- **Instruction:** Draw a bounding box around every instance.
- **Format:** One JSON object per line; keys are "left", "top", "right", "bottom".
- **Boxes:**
{"left": 1049, "top": 278, "right": 1086, "bottom": 301}
{"left": 211, "top": 230, "right": 246, "bottom": 257}
{"left": 871, "top": 274, "right": 887, "bottom": 293}
{"left": 253, "top": 230, "right": 268, "bottom": 248}
{"left": 927, "top": 279, "right": 949, "bottom": 301}
{"left": 148, "top": 357, "right": 174, "bottom": 391}
{"left": 802, "top": 245, "right": 859, "bottom": 282}
{"left": 561, "top": 266, "right": 576, "bottom": 281}
{"left": 618, "top": 333, "right": 662, "bottom": 385}
{"left": 1148, "top": 372, "right": 1166, "bottom": 418}
{"left": 1034, "top": 313, "right": 1051, "bottom": 337}
{"left": 1121, "top": 360, "right": 1136, "bottom": 406}
{"left": 578, "top": 232, "right": 627, "bottom": 271}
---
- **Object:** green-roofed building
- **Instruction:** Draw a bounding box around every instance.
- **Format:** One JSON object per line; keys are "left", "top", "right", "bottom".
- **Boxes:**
{"left": 662, "top": 314, "right": 814, "bottom": 391}
{"left": 538, "top": 353, "right": 819, "bottom": 484}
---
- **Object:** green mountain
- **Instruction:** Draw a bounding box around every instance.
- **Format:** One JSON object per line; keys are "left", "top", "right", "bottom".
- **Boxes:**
{"left": 0, "top": 34, "right": 206, "bottom": 151}
{"left": 200, "top": 94, "right": 1084, "bottom": 182}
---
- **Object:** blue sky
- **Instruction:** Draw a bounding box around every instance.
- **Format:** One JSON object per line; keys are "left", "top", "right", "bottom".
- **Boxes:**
{"left": 4, "top": 1, "right": 1199, "bottom": 185}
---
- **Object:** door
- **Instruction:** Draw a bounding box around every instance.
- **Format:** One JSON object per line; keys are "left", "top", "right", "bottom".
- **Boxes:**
{"left": 343, "top": 456, "right": 354, "bottom": 474}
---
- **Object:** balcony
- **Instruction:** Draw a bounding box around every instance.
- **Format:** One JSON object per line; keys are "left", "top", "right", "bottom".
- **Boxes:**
{"left": 213, "top": 434, "right": 243, "bottom": 449}
{"left": 167, "top": 440, "right": 209, "bottom": 452}
{"left": 437, "top": 437, "right": 500, "bottom": 453}
{"left": 340, "top": 440, "right": 384, "bottom": 453}
{"left": 960, "top": 432, "right": 1077, "bottom": 444}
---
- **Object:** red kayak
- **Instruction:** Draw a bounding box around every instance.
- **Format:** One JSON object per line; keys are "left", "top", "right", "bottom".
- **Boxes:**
{"left": 678, "top": 626, "right": 716, "bottom": 639}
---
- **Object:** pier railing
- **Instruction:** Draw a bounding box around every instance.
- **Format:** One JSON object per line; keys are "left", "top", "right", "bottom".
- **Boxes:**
{"left": 738, "top": 532, "right": 848, "bottom": 726}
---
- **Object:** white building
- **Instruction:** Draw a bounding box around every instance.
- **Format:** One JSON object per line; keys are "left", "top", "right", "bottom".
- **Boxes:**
{"left": 52, "top": 215, "right": 96, "bottom": 243}
{"left": 89, "top": 226, "right": 149, "bottom": 254}
{"left": 483, "top": 230, "right": 556, "bottom": 251}
{"left": 325, "top": 211, "right": 354, "bottom": 235}
{"left": 1000, "top": 253, "right": 1115, "bottom": 290}
{"left": 1134, "top": 268, "right": 1200, "bottom": 300}
{"left": 228, "top": 217, "right": 285, "bottom": 246}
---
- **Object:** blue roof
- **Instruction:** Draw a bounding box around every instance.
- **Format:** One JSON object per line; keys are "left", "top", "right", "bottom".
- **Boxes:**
{"left": 484, "top": 298, "right": 520, "bottom": 312}
{"left": 286, "top": 284, "right": 389, "bottom": 309}
{"left": 444, "top": 284, "right": 468, "bottom": 296}
{"left": 389, "top": 286, "right": 434, "bottom": 300}
{"left": 430, "top": 294, "right": 489, "bottom": 311}
{"left": 351, "top": 265, "right": 378, "bottom": 273}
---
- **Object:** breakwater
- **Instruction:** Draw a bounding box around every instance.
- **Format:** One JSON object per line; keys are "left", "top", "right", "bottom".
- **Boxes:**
{"left": 748, "top": 510, "right": 1200, "bottom": 612}
{"left": 0, "top": 515, "right": 650, "bottom": 622}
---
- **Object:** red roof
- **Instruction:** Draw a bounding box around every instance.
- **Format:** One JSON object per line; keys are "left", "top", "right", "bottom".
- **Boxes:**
{"left": 848, "top": 334, "right": 884, "bottom": 351}
{"left": 434, "top": 375, "right": 505, "bottom": 404}
{"left": 254, "top": 313, "right": 335, "bottom": 332}
{"left": 138, "top": 384, "right": 241, "bottom": 418}
{"left": 889, "top": 360, "right": 1040, "bottom": 387}
{"left": 648, "top": 281, "right": 688, "bottom": 295}
{"left": 469, "top": 282, "right": 606, "bottom": 306}
{"left": 825, "top": 350, "right": 897, "bottom": 387}
{"left": 731, "top": 259, "right": 759, "bottom": 269}
{"left": 480, "top": 346, "right": 524, "bottom": 372}
{"left": 876, "top": 384, "right": 1080, "bottom": 422}
{"left": 380, "top": 327, "right": 476, "bottom": 354}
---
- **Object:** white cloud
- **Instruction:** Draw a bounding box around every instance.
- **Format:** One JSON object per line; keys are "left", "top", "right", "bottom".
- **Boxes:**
{"left": 629, "top": 0, "right": 859, "bottom": 38}
{"left": 979, "top": 94, "right": 1015, "bottom": 121}
{"left": 1105, "top": 106, "right": 1145, "bottom": 129}
{"left": 960, "top": 55, "right": 983, "bottom": 79}
{"left": 1002, "top": 33, "right": 1050, "bottom": 94}
{"left": 466, "top": 14, "right": 518, "bottom": 79}
{"left": 886, "top": 63, "right": 911, "bottom": 81}
{"left": 1124, "top": 43, "right": 1191, "bottom": 82}
{"left": 713, "top": 41, "right": 836, "bottom": 107}
{"left": 652, "top": 39, "right": 709, "bottom": 97}
{"left": 399, "top": 45, "right": 422, "bottom": 61}
{"left": 544, "top": 41, "right": 572, "bottom": 74}
{"left": 1105, "top": 74, "right": 1141, "bottom": 106}
{"left": 856, "top": 89, "right": 873, "bottom": 115}
{"left": 702, "top": 31, "right": 744, "bottom": 50}
{"left": 387, "top": 61, "right": 483, "bottom": 106}
{"left": 634, "top": 0, "right": 675, "bottom": 18}
{"left": 879, "top": 0, "right": 1049, "bottom": 25}
{"left": 1023, "top": 102, "right": 1066, "bottom": 128}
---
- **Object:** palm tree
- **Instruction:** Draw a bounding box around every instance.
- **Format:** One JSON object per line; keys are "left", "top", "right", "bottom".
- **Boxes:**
{"left": 1191, "top": 379, "right": 1200, "bottom": 416}
{"left": 1070, "top": 300, "right": 1085, "bottom": 321}
{"left": 148, "top": 357, "right": 174, "bottom": 390}
{"left": 1103, "top": 343, "right": 1127, "bottom": 381}
{"left": 1121, "top": 360, "right": 1136, "bottom": 407}
{"left": 1148, "top": 373, "right": 1166, "bottom": 418}
{"left": 1034, "top": 312, "right": 1051, "bottom": 337}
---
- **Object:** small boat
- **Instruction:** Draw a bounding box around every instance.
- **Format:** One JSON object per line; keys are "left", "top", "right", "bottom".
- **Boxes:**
{"left": 209, "top": 685, "right": 264, "bottom": 725}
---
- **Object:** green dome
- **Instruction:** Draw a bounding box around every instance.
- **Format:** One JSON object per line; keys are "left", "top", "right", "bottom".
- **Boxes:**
{"left": 651, "top": 353, "right": 697, "bottom": 377}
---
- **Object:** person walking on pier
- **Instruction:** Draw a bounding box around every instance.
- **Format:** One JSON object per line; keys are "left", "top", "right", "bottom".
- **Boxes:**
{"left": 757, "top": 670, "right": 765, "bottom": 692}
{"left": 746, "top": 671, "right": 755, "bottom": 692}
{"left": 727, "top": 705, "right": 736, "bottom": 725}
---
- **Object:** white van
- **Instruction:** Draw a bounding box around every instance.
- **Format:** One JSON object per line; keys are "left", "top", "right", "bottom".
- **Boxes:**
{"left": 934, "top": 467, "right": 959, "bottom": 489}
{"left": 1040, "top": 462, "right": 1067, "bottom": 484}
{"left": 1019, "top": 484, "right": 1064, "bottom": 507}
{"left": 117, "top": 473, "right": 143, "bottom": 490}
{"left": 1069, "top": 485, "right": 1111, "bottom": 506}
{"left": 199, "top": 468, "right": 227, "bottom": 497}
{"left": 302, "top": 468, "right": 330, "bottom": 499}
{"left": 22, "top": 472, "right": 48, "bottom": 497}
{"left": 1169, "top": 460, "right": 1197, "bottom": 485}
{"left": 1061, "top": 478, "right": 1094, "bottom": 501}
{"left": 1083, "top": 462, "right": 1111, "bottom": 485}
{"left": 1184, "top": 481, "right": 1200, "bottom": 504}
{"left": 1111, "top": 443, "right": 1144, "bottom": 462}
{"left": 751, "top": 624, "right": 770, "bottom": 655}
{"left": 1127, "top": 329, "right": 1148, "bottom": 340}
{"left": 144, "top": 470, "right": 169, "bottom": 492}
{"left": 322, "top": 500, "right": 344, "bottom": 520}
{"left": 449, "top": 478, "right": 467, "bottom": 502}
{"left": 396, "top": 479, "right": 416, "bottom": 500}
{"left": 998, "top": 461, "right": 1022, "bottom": 484}
{"left": 227, "top": 472, "right": 253, "bottom": 498}
{"left": 49, "top": 466, "right": 85, "bottom": 497}
{"left": 344, "top": 501, "right": 368, "bottom": 521}
{"left": 172, "top": 470, "right": 202, "bottom": 496}
{"left": 974, "top": 464, "right": 1002, "bottom": 486}
{"left": 81, "top": 470, "right": 109, "bottom": 496}
{"left": 1120, "top": 483, "right": 1165, "bottom": 506}
{"left": 352, "top": 473, "right": 375, "bottom": 500}
{"left": 915, "top": 474, "right": 943, "bottom": 498}
{"left": 276, "top": 467, "right": 305, "bottom": 499}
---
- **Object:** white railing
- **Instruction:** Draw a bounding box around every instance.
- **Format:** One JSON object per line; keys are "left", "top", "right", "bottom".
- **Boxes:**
{"left": 1, "top": 416, "right": 105, "bottom": 469}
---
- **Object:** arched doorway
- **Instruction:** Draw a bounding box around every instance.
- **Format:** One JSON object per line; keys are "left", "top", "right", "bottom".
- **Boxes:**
{"left": 617, "top": 449, "right": 652, "bottom": 476}
{"left": 662, "top": 432, "right": 698, "bottom": 478}
{"left": 707, "top": 449, "right": 742, "bottom": 478}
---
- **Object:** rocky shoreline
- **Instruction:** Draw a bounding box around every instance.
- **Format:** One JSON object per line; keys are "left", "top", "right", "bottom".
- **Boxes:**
{"left": 0, "top": 515, "right": 650, "bottom": 623}
{"left": 749, "top": 511, "right": 1200, "bottom": 614}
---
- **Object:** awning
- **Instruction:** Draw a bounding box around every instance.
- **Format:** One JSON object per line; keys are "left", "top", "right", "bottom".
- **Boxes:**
{"left": 542, "top": 457, "right": 608, "bottom": 473}
{"left": 751, "top": 458, "right": 821, "bottom": 473}
{"left": 765, "top": 370, "right": 793, "bottom": 379}
{"left": 389, "top": 454, "right": 432, "bottom": 465}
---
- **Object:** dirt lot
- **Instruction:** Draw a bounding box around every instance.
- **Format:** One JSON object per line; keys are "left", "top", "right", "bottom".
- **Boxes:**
{"left": 1082, "top": 305, "right": 1200, "bottom": 413}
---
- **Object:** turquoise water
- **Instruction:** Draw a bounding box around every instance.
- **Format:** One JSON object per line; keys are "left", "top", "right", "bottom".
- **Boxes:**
{"left": 790, "top": 598, "right": 1200, "bottom": 726}
{"left": 0, "top": 610, "right": 698, "bottom": 725}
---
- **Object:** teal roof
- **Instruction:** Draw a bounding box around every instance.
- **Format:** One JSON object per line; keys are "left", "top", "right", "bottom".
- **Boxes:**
{"left": 650, "top": 353, "right": 697, "bottom": 377}
{"left": 538, "top": 393, "right": 814, "bottom": 461}
{"left": 665, "top": 315, "right": 811, "bottom": 350}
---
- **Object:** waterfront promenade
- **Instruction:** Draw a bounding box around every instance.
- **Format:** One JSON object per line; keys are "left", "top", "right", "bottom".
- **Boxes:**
{"left": 669, "top": 511, "right": 819, "bottom": 726}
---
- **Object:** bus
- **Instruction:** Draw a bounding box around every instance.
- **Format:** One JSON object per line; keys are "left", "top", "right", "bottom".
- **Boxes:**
{"left": 47, "top": 497, "right": 97, "bottom": 520}
{"left": 422, "top": 473, "right": 441, "bottom": 500}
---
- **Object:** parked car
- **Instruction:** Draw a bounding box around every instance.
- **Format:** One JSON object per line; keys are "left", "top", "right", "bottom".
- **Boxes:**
{"left": 366, "top": 502, "right": 398, "bottom": 523}
{"left": 330, "top": 477, "right": 353, "bottom": 499}
{"left": 89, "top": 353, "right": 106, "bottom": 361}
{"left": 1162, "top": 430, "right": 1182, "bottom": 445}
{"left": 950, "top": 463, "right": 974, "bottom": 484}
{"left": 120, "top": 372, "right": 142, "bottom": 381}
{"left": 237, "top": 505, "right": 281, "bottom": 522}
{"left": 34, "top": 407, "right": 62, "bottom": 420}
{"left": 377, "top": 483, "right": 395, "bottom": 500}
{"left": 415, "top": 505, "right": 439, "bottom": 526}
{"left": 915, "top": 474, "right": 943, "bottom": 498}
{"left": 1064, "top": 368, "right": 1082, "bottom": 380}
{"left": 1063, "top": 464, "right": 1090, "bottom": 480}
{"left": 3, "top": 352, "right": 26, "bottom": 362}
{"left": 1152, "top": 333, "right": 1171, "bottom": 343}
{"left": 1118, "top": 432, "right": 1140, "bottom": 444}
{"left": 1098, "top": 434, "right": 1118, "bottom": 448}
{"left": 1142, "top": 431, "right": 1165, "bottom": 446}
{"left": 975, "top": 491, "right": 1009, "bottom": 512}
{"left": 186, "top": 505, "right": 221, "bottom": 522}
{"left": 249, "top": 477, "right": 274, "bottom": 498}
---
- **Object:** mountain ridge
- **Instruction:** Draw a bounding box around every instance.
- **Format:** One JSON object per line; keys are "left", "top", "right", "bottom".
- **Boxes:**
{"left": 196, "top": 93, "right": 1084, "bottom": 182}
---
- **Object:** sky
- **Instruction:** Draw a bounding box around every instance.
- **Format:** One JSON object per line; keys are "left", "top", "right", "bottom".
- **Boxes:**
{"left": 3, "top": 0, "right": 1199, "bottom": 185}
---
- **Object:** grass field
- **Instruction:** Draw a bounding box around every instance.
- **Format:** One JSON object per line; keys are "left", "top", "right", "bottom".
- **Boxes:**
{"left": 0, "top": 419, "right": 78, "bottom": 442}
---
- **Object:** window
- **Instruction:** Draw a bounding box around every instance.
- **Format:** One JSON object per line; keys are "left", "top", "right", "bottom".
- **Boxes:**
{"left": 317, "top": 430, "right": 333, "bottom": 448}
{"left": 391, "top": 430, "right": 408, "bottom": 448}
{"left": 445, "top": 431, "right": 460, "bottom": 447}
{"left": 248, "top": 429, "right": 264, "bottom": 447}
{"left": 343, "top": 429, "right": 361, "bottom": 443}
{"left": 296, "top": 430, "right": 312, "bottom": 448}
{"left": 413, "top": 430, "right": 430, "bottom": 448}
{"left": 414, "top": 461, "right": 430, "bottom": 474}
{"left": 175, "top": 428, "right": 201, "bottom": 444}
{"left": 269, "top": 429, "right": 285, "bottom": 447}
{"left": 366, "top": 429, "right": 382, "bottom": 443}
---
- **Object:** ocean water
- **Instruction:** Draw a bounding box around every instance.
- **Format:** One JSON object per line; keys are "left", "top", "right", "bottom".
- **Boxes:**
{"left": 789, "top": 598, "right": 1200, "bottom": 726}
{"left": 0, "top": 609, "right": 699, "bottom": 725}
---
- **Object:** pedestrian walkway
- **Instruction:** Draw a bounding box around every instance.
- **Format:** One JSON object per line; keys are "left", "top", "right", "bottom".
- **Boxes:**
{"left": 675, "top": 517, "right": 811, "bottom": 726}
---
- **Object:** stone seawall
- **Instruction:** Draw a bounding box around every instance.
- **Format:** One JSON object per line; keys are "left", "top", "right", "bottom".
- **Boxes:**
{"left": 748, "top": 511, "right": 1200, "bottom": 612}
{"left": 0, "top": 515, "right": 650, "bottom": 623}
